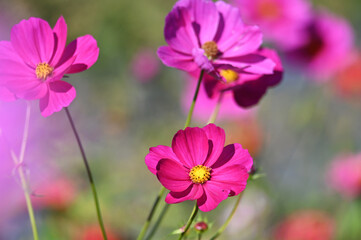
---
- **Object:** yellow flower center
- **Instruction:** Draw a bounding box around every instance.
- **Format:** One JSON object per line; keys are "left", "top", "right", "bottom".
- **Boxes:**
{"left": 202, "top": 41, "right": 219, "bottom": 60}
{"left": 189, "top": 165, "right": 211, "bottom": 184}
{"left": 36, "top": 62, "right": 53, "bottom": 80}
{"left": 220, "top": 69, "right": 239, "bottom": 83}
{"left": 258, "top": 1, "right": 280, "bottom": 19}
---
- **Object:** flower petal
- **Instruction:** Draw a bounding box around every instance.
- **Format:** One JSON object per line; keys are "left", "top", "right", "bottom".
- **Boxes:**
{"left": 172, "top": 127, "right": 209, "bottom": 168}
{"left": 50, "top": 16, "right": 67, "bottom": 66}
{"left": 61, "top": 35, "right": 99, "bottom": 74}
{"left": 157, "top": 46, "right": 198, "bottom": 72}
{"left": 202, "top": 124, "right": 226, "bottom": 167}
{"left": 211, "top": 143, "right": 253, "bottom": 172}
{"left": 189, "top": 0, "right": 219, "bottom": 44}
{"left": 218, "top": 25, "right": 263, "bottom": 58}
{"left": 145, "top": 145, "right": 178, "bottom": 175}
{"left": 216, "top": 53, "right": 276, "bottom": 75}
{"left": 156, "top": 159, "right": 191, "bottom": 192}
{"left": 164, "top": 0, "right": 200, "bottom": 54}
{"left": 197, "top": 182, "right": 230, "bottom": 212}
{"left": 211, "top": 164, "right": 249, "bottom": 196}
{"left": 39, "top": 81, "right": 76, "bottom": 117}
{"left": 0, "top": 87, "right": 16, "bottom": 101}
{"left": 192, "top": 48, "right": 215, "bottom": 72}
{"left": 11, "top": 17, "right": 54, "bottom": 66}
{"left": 165, "top": 183, "right": 203, "bottom": 204}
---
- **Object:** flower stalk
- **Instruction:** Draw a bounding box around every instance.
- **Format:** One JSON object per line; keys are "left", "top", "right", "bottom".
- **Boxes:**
{"left": 178, "top": 203, "right": 199, "bottom": 240}
{"left": 65, "top": 107, "right": 108, "bottom": 240}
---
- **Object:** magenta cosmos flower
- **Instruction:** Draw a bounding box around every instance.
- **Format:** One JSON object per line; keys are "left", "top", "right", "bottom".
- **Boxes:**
{"left": 145, "top": 124, "right": 253, "bottom": 212}
{"left": 285, "top": 10, "right": 354, "bottom": 81}
{"left": 158, "top": 0, "right": 275, "bottom": 77}
{"left": 0, "top": 16, "right": 99, "bottom": 116}
{"left": 232, "top": 0, "right": 311, "bottom": 50}
{"left": 200, "top": 48, "right": 282, "bottom": 108}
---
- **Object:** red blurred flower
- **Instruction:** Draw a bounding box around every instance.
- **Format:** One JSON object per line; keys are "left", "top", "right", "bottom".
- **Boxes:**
{"left": 274, "top": 210, "right": 334, "bottom": 240}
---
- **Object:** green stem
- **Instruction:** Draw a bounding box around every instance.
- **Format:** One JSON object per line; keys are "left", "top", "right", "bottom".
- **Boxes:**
{"left": 65, "top": 107, "right": 108, "bottom": 240}
{"left": 137, "top": 70, "right": 205, "bottom": 240}
{"left": 184, "top": 70, "right": 205, "bottom": 129}
{"left": 178, "top": 203, "right": 199, "bottom": 240}
{"left": 207, "top": 91, "right": 224, "bottom": 124}
{"left": 210, "top": 192, "right": 244, "bottom": 240}
{"left": 11, "top": 102, "right": 39, "bottom": 240}
{"left": 137, "top": 187, "right": 166, "bottom": 240}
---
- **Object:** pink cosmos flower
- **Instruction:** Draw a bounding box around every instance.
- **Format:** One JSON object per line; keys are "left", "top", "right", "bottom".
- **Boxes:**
{"left": 285, "top": 10, "right": 354, "bottom": 81}
{"left": 232, "top": 0, "right": 311, "bottom": 50}
{"left": 145, "top": 124, "right": 253, "bottom": 212}
{"left": 158, "top": 0, "right": 275, "bottom": 77}
{"left": 0, "top": 16, "right": 99, "bottom": 116}
{"left": 131, "top": 48, "right": 160, "bottom": 83}
{"left": 200, "top": 48, "right": 283, "bottom": 109}
{"left": 327, "top": 153, "right": 361, "bottom": 199}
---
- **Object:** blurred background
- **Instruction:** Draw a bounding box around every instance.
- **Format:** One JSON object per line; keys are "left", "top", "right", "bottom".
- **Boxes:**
{"left": 1, "top": 0, "right": 361, "bottom": 239}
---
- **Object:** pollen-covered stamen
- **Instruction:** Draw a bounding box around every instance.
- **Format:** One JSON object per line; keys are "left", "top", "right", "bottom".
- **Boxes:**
{"left": 202, "top": 41, "right": 219, "bottom": 60}
{"left": 189, "top": 165, "right": 211, "bottom": 184}
{"left": 258, "top": 1, "right": 280, "bottom": 19}
{"left": 35, "top": 62, "right": 53, "bottom": 80}
{"left": 220, "top": 69, "right": 239, "bottom": 83}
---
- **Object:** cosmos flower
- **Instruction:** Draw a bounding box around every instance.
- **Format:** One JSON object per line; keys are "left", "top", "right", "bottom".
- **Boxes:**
{"left": 0, "top": 16, "right": 99, "bottom": 116}
{"left": 285, "top": 10, "right": 354, "bottom": 81}
{"left": 327, "top": 153, "right": 361, "bottom": 198}
{"left": 232, "top": 0, "right": 312, "bottom": 50}
{"left": 200, "top": 48, "right": 283, "bottom": 109}
{"left": 145, "top": 124, "right": 253, "bottom": 212}
{"left": 157, "top": 0, "right": 275, "bottom": 77}
{"left": 274, "top": 210, "right": 334, "bottom": 240}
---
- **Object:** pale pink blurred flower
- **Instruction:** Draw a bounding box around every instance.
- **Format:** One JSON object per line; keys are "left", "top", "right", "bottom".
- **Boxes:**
{"left": 286, "top": 10, "right": 354, "bottom": 81}
{"left": 131, "top": 49, "right": 160, "bottom": 83}
{"left": 327, "top": 153, "right": 361, "bottom": 198}
{"left": 274, "top": 210, "right": 334, "bottom": 240}
{"left": 232, "top": 0, "right": 312, "bottom": 50}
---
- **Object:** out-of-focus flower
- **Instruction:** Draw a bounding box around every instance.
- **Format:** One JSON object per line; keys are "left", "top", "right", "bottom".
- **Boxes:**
{"left": 327, "top": 153, "right": 361, "bottom": 198}
{"left": 158, "top": 0, "right": 275, "bottom": 77}
{"left": 225, "top": 117, "right": 263, "bottom": 157}
{"left": 232, "top": 0, "right": 312, "bottom": 50}
{"left": 32, "top": 177, "right": 76, "bottom": 211}
{"left": 76, "top": 225, "right": 120, "bottom": 240}
{"left": 274, "top": 210, "right": 334, "bottom": 240}
{"left": 0, "top": 16, "right": 99, "bottom": 116}
{"left": 201, "top": 48, "right": 283, "bottom": 109}
{"left": 334, "top": 53, "right": 361, "bottom": 98}
{"left": 285, "top": 10, "right": 354, "bottom": 81}
{"left": 131, "top": 48, "right": 159, "bottom": 83}
{"left": 145, "top": 124, "right": 253, "bottom": 212}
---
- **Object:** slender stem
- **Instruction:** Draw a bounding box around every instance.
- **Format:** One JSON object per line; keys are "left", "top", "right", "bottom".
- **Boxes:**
{"left": 137, "top": 187, "right": 166, "bottom": 240}
{"left": 210, "top": 192, "right": 244, "bottom": 240}
{"left": 178, "top": 202, "right": 199, "bottom": 240}
{"left": 184, "top": 70, "right": 205, "bottom": 129}
{"left": 10, "top": 102, "right": 39, "bottom": 240}
{"left": 137, "top": 70, "right": 205, "bottom": 240}
{"left": 207, "top": 91, "right": 224, "bottom": 124}
{"left": 64, "top": 107, "right": 108, "bottom": 240}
